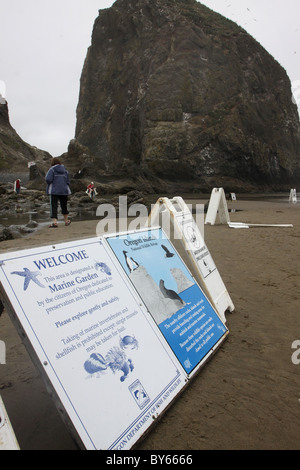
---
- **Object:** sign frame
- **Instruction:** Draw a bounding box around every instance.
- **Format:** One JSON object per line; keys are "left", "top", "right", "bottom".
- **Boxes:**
{"left": 0, "top": 237, "right": 187, "bottom": 450}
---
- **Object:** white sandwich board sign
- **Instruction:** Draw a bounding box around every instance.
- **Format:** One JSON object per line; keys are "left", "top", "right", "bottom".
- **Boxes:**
{"left": 147, "top": 198, "right": 234, "bottom": 323}
{"left": 0, "top": 232, "right": 228, "bottom": 450}
{"left": 0, "top": 395, "right": 20, "bottom": 450}
{"left": 289, "top": 188, "right": 297, "bottom": 204}
{"left": 205, "top": 188, "right": 230, "bottom": 225}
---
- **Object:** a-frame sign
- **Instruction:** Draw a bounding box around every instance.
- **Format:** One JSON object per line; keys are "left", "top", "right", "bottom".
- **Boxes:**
{"left": 147, "top": 197, "right": 234, "bottom": 323}
{"left": 205, "top": 188, "right": 230, "bottom": 225}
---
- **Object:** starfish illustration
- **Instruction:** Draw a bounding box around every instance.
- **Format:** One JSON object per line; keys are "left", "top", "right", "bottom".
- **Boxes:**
{"left": 11, "top": 268, "right": 45, "bottom": 291}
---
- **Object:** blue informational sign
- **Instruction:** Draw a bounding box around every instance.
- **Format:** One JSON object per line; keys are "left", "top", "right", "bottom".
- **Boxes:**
{"left": 106, "top": 228, "right": 228, "bottom": 375}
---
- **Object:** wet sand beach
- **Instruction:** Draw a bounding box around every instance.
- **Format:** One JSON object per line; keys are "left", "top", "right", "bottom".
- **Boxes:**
{"left": 0, "top": 196, "right": 300, "bottom": 450}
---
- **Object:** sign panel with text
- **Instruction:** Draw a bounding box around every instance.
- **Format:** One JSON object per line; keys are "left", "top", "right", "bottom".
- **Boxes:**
{"left": 0, "top": 395, "right": 20, "bottom": 450}
{"left": 0, "top": 238, "right": 185, "bottom": 450}
{"left": 105, "top": 228, "right": 228, "bottom": 376}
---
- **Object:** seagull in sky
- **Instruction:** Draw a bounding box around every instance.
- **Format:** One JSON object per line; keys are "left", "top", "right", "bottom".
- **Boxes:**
{"left": 11, "top": 268, "right": 45, "bottom": 291}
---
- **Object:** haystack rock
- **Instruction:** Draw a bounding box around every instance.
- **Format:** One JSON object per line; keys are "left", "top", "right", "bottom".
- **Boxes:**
{"left": 75, "top": 0, "right": 300, "bottom": 191}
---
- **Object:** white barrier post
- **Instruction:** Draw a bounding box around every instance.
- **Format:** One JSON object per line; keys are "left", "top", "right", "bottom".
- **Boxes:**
{"left": 0, "top": 340, "right": 5, "bottom": 364}
{"left": 289, "top": 188, "right": 297, "bottom": 204}
{"left": 205, "top": 188, "right": 230, "bottom": 225}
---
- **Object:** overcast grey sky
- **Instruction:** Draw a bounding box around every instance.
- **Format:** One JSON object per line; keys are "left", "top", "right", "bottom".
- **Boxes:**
{"left": 1, "top": 0, "right": 299, "bottom": 157}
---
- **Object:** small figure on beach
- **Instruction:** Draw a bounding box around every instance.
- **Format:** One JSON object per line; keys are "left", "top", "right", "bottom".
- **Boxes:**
{"left": 14, "top": 178, "right": 21, "bottom": 195}
{"left": 86, "top": 182, "right": 97, "bottom": 199}
{"left": 45, "top": 157, "right": 71, "bottom": 228}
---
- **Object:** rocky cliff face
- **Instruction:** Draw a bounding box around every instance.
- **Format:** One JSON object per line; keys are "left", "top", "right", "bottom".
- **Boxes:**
{"left": 0, "top": 100, "right": 51, "bottom": 180}
{"left": 75, "top": 0, "right": 300, "bottom": 191}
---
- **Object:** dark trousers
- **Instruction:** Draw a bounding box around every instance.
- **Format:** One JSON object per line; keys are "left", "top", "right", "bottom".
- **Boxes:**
{"left": 50, "top": 195, "right": 69, "bottom": 219}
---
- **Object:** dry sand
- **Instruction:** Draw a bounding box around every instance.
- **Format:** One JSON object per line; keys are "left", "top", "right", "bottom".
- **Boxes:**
{"left": 0, "top": 195, "right": 300, "bottom": 450}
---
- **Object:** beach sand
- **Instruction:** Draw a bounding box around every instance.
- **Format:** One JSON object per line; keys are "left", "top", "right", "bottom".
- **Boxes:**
{"left": 0, "top": 196, "right": 300, "bottom": 450}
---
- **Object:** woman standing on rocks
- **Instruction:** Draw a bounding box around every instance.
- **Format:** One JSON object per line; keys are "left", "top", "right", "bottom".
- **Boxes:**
{"left": 46, "top": 157, "right": 71, "bottom": 228}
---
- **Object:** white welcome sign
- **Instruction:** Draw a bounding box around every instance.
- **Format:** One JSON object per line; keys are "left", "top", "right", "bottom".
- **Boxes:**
{"left": 0, "top": 395, "right": 20, "bottom": 450}
{"left": 0, "top": 238, "right": 186, "bottom": 450}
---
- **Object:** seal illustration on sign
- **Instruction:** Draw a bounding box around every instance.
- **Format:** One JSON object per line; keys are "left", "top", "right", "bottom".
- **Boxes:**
{"left": 159, "top": 279, "right": 184, "bottom": 305}
{"left": 11, "top": 267, "right": 45, "bottom": 291}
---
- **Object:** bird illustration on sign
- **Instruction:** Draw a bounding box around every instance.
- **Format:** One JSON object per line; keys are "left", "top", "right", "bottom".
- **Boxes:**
{"left": 123, "top": 251, "right": 139, "bottom": 273}
{"left": 161, "top": 244, "right": 175, "bottom": 258}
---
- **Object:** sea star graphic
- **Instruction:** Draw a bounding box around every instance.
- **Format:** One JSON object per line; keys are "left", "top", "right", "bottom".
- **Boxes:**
{"left": 11, "top": 268, "right": 45, "bottom": 291}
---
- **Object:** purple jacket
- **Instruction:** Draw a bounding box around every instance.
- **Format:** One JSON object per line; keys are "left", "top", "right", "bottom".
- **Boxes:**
{"left": 46, "top": 164, "right": 71, "bottom": 195}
